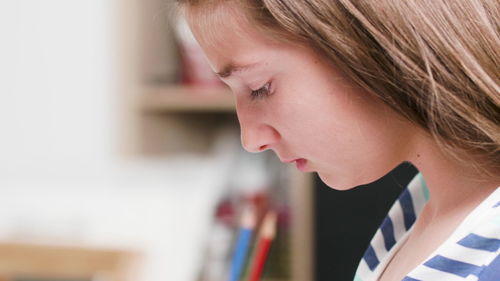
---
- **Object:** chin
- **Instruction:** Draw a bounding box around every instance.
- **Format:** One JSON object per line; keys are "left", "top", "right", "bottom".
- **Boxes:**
{"left": 316, "top": 172, "right": 359, "bottom": 191}
{"left": 317, "top": 170, "right": 388, "bottom": 191}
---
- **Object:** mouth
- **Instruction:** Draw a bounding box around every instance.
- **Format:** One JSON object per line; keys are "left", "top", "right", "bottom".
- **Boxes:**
{"left": 294, "top": 158, "right": 308, "bottom": 172}
{"left": 282, "top": 158, "right": 309, "bottom": 172}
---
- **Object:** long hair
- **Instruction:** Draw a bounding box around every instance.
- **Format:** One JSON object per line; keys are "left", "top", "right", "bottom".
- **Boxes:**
{"left": 178, "top": 0, "right": 500, "bottom": 174}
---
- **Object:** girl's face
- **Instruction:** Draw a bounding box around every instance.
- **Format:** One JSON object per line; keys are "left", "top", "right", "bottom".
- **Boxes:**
{"left": 188, "top": 10, "right": 416, "bottom": 189}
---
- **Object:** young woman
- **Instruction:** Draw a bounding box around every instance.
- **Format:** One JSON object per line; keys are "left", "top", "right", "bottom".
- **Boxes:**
{"left": 176, "top": 0, "right": 500, "bottom": 280}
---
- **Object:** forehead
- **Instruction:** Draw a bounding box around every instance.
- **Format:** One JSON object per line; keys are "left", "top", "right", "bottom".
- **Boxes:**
{"left": 184, "top": 3, "right": 284, "bottom": 72}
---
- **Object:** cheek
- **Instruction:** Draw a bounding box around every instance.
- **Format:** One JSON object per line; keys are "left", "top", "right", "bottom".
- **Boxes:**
{"left": 273, "top": 86, "right": 357, "bottom": 152}
{"left": 271, "top": 96, "right": 332, "bottom": 145}
{"left": 315, "top": 114, "right": 410, "bottom": 189}
{"left": 280, "top": 89, "right": 405, "bottom": 185}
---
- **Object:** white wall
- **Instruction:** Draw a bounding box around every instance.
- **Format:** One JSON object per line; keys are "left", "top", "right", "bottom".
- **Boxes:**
{"left": 0, "top": 0, "right": 115, "bottom": 175}
{"left": 0, "top": 1, "right": 237, "bottom": 280}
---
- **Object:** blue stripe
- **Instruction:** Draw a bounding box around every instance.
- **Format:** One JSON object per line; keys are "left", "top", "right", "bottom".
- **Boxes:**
{"left": 399, "top": 189, "right": 416, "bottom": 230}
{"left": 380, "top": 216, "right": 396, "bottom": 251}
{"left": 363, "top": 245, "right": 380, "bottom": 271}
{"left": 457, "top": 233, "right": 500, "bottom": 252}
{"left": 424, "top": 255, "right": 484, "bottom": 278}
{"left": 478, "top": 253, "right": 500, "bottom": 280}
{"left": 493, "top": 201, "right": 500, "bottom": 208}
{"left": 402, "top": 277, "right": 421, "bottom": 281}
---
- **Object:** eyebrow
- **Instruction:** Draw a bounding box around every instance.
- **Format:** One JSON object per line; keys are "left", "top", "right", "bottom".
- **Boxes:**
{"left": 215, "top": 62, "right": 259, "bottom": 78}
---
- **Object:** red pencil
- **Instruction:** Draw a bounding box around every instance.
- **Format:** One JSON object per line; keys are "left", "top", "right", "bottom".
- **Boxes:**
{"left": 248, "top": 210, "right": 277, "bottom": 281}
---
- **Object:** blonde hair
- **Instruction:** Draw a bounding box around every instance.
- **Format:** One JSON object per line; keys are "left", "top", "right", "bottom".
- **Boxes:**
{"left": 178, "top": 0, "right": 500, "bottom": 174}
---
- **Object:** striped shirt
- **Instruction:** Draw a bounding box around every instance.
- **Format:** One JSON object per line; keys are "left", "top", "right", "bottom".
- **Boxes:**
{"left": 354, "top": 173, "right": 500, "bottom": 281}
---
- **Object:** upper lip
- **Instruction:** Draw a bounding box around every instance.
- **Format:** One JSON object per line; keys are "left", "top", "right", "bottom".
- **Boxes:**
{"left": 281, "top": 158, "right": 301, "bottom": 164}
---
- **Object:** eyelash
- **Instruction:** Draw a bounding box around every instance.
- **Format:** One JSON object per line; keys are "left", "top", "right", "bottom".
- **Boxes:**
{"left": 250, "top": 82, "right": 272, "bottom": 100}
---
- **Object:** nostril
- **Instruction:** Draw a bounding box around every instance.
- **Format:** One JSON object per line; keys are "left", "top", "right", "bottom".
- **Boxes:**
{"left": 240, "top": 124, "right": 280, "bottom": 153}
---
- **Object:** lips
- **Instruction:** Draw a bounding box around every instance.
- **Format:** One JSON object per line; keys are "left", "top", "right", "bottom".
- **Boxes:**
{"left": 294, "top": 158, "right": 307, "bottom": 172}
{"left": 281, "top": 158, "right": 308, "bottom": 172}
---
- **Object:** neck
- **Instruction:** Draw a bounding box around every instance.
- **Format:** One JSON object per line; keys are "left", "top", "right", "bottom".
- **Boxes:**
{"left": 408, "top": 133, "right": 499, "bottom": 221}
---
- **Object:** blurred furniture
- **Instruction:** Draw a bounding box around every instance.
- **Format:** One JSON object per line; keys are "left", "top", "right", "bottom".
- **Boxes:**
{"left": 117, "top": 0, "right": 314, "bottom": 280}
{"left": 0, "top": 242, "right": 138, "bottom": 281}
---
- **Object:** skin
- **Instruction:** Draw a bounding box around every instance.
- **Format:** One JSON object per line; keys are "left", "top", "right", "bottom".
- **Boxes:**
{"left": 185, "top": 4, "right": 500, "bottom": 280}
{"left": 187, "top": 6, "right": 417, "bottom": 190}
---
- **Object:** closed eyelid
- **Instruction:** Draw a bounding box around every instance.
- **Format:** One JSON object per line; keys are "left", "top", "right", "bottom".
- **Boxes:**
{"left": 249, "top": 81, "right": 273, "bottom": 100}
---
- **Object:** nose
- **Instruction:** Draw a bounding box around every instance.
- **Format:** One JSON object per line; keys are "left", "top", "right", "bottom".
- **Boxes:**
{"left": 236, "top": 107, "right": 281, "bottom": 153}
{"left": 240, "top": 123, "right": 281, "bottom": 153}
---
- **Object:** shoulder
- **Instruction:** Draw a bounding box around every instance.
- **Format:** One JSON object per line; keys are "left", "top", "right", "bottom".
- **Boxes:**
{"left": 407, "top": 187, "right": 500, "bottom": 280}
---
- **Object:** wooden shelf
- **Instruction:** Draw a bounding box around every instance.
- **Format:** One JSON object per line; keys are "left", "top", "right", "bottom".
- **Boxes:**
{"left": 0, "top": 241, "right": 138, "bottom": 281}
{"left": 141, "top": 85, "right": 235, "bottom": 113}
{"left": 117, "top": 0, "right": 315, "bottom": 278}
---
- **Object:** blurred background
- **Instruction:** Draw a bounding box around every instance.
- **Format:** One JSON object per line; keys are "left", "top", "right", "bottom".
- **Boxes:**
{"left": 0, "top": 1, "right": 417, "bottom": 281}
{"left": 0, "top": 1, "right": 312, "bottom": 280}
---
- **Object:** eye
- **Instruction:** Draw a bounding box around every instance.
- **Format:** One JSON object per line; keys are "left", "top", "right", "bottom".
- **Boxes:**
{"left": 250, "top": 82, "right": 272, "bottom": 100}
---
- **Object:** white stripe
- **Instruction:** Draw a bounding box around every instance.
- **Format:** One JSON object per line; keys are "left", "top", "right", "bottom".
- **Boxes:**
{"left": 407, "top": 176, "right": 427, "bottom": 216}
{"left": 453, "top": 189, "right": 500, "bottom": 239}
{"left": 407, "top": 264, "right": 467, "bottom": 281}
{"left": 465, "top": 275, "right": 479, "bottom": 281}
{"left": 371, "top": 229, "right": 389, "bottom": 261}
{"left": 472, "top": 211, "right": 500, "bottom": 240}
{"left": 355, "top": 259, "right": 375, "bottom": 281}
{"left": 390, "top": 200, "right": 407, "bottom": 241}
{"left": 443, "top": 243, "right": 497, "bottom": 266}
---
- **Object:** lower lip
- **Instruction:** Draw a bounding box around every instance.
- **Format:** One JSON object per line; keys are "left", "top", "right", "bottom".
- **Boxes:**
{"left": 295, "top": 159, "right": 308, "bottom": 172}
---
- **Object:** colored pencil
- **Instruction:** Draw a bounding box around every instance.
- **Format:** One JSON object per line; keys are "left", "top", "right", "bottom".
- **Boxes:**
{"left": 248, "top": 210, "right": 277, "bottom": 281}
{"left": 229, "top": 207, "right": 256, "bottom": 281}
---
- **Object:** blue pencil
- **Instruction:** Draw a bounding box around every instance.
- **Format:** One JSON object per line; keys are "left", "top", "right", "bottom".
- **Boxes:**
{"left": 229, "top": 207, "right": 256, "bottom": 281}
